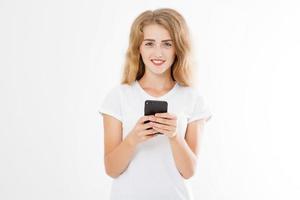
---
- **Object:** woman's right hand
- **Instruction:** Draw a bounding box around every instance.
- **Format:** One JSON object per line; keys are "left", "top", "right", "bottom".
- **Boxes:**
{"left": 125, "top": 115, "right": 158, "bottom": 146}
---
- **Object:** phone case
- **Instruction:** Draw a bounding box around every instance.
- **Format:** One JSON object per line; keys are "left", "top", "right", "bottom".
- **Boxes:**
{"left": 144, "top": 100, "right": 168, "bottom": 134}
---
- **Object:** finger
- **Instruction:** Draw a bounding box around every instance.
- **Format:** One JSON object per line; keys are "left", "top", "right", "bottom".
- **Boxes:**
{"left": 152, "top": 126, "right": 172, "bottom": 135}
{"left": 151, "top": 122, "right": 175, "bottom": 132}
{"left": 139, "top": 115, "right": 155, "bottom": 124}
{"left": 141, "top": 122, "right": 153, "bottom": 130}
{"left": 152, "top": 126, "right": 175, "bottom": 137}
{"left": 136, "top": 125, "right": 151, "bottom": 133}
{"left": 141, "top": 129, "right": 157, "bottom": 136}
{"left": 153, "top": 117, "right": 176, "bottom": 126}
{"left": 138, "top": 116, "right": 150, "bottom": 123}
{"left": 155, "top": 113, "right": 177, "bottom": 119}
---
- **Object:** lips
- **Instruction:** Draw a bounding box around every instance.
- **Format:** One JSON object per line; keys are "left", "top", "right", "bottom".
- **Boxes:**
{"left": 151, "top": 59, "right": 165, "bottom": 66}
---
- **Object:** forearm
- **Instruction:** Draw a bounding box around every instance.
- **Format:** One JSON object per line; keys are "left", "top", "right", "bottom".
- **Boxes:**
{"left": 104, "top": 137, "right": 136, "bottom": 178}
{"left": 168, "top": 134, "right": 198, "bottom": 179}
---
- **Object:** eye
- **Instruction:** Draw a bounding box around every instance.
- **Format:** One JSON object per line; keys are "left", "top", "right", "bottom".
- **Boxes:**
{"left": 145, "top": 42, "right": 154, "bottom": 47}
{"left": 162, "top": 42, "right": 172, "bottom": 48}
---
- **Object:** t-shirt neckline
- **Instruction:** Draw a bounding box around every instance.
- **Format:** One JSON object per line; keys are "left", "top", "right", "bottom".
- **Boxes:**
{"left": 135, "top": 80, "right": 178, "bottom": 100}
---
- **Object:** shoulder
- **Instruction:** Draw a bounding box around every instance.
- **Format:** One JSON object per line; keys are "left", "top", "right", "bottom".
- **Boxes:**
{"left": 176, "top": 83, "right": 202, "bottom": 99}
{"left": 105, "top": 82, "right": 135, "bottom": 97}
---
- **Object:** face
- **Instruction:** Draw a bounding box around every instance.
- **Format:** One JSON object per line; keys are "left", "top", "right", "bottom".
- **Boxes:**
{"left": 139, "top": 24, "right": 176, "bottom": 76}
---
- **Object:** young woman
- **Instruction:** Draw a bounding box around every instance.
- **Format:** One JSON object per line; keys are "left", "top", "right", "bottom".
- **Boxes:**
{"left": 99, "top": 8, "right": 212, "bottom": 200}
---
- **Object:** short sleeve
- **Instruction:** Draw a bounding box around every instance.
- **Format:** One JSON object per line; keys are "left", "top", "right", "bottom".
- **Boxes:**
{"left": 98, "top": 86, "right": 123, "bottom": 122}
{"left": 187, "top": 94, "right": 212, "bottom": 123}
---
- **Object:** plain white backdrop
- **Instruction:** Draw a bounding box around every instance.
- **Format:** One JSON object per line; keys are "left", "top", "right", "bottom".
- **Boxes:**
{"left": 1, "top": 0, "right": 300, "bottom": 199}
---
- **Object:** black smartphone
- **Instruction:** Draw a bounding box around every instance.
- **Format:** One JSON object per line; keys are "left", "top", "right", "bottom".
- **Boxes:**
{"left": 144, "top": 100, "right": 168, "bottom": 134}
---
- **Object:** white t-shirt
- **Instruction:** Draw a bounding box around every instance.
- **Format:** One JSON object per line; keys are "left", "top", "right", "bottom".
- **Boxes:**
{"left": 98, "top": 80, "right": 212, "bottom": 200}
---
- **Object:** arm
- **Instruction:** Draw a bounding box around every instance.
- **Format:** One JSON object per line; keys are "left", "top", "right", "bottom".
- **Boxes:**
{"left": 151, "top": 113, "right": 207, "bottom": 179}
{"left": 102, "top": 114, "right": 136, "bottom": 178}
{"left": 102, "top": 114, "right": 156, "bottom": 178}
{"left": 168, "top": 119, "right": 206, "bottom": 179}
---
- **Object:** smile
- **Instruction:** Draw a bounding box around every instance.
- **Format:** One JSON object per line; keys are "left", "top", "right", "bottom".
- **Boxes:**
{"left": 151, "top": 59, "right": 165, "bottom": 66}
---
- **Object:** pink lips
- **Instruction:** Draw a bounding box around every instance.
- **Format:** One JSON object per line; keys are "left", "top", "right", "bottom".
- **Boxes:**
{"left": 151, "top": 59, "right": 165, "bottom": 66}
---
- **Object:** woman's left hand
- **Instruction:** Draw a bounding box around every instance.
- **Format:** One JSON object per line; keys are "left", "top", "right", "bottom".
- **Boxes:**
{"left": 150, "top": 113, "right": 178, "bottom": 139}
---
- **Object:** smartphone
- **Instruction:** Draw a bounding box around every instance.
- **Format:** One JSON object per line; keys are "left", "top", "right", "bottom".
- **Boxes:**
{"left": 144, "top": 100, "right": 168, "bottom": 134}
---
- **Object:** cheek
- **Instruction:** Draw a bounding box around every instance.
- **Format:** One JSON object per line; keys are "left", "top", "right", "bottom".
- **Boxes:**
{"left": 166, "top": 51, "right": 176, "bottom": 62}
{"left": 165, "top": 48, "right": 175, "bottom": 56}
{"left": 140, "top": 48, "right": 150, "bottom": 59}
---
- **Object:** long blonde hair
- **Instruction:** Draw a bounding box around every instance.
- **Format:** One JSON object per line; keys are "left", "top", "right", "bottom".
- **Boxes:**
{"left": 121, "top": 8, "right": 196, "bottom": 86}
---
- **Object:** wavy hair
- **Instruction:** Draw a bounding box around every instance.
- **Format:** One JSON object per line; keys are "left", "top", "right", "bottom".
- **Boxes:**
{"left": 121, "top": 8, "right": 196, "bottom": 86}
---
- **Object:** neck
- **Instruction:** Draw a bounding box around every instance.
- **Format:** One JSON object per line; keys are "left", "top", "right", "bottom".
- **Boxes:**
{"left": 138, "top": 73, "right": 175, "bottom": 90}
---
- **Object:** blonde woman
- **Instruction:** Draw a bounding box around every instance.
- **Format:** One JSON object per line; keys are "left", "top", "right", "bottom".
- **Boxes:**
{"left": 99, "top": 8, "right": 212, "bottom": 200}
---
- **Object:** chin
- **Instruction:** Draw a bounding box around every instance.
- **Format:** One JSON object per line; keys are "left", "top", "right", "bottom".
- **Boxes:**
{"left": 148, "top": 66, "right": 167, "bottom": 73}
{"left": 148, "top": 64, "right": 170, "bottom": 72}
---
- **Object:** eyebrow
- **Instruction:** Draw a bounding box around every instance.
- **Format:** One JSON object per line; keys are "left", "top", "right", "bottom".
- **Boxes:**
{"left": 143, "top": 39, "right": 173, "bottom": 42}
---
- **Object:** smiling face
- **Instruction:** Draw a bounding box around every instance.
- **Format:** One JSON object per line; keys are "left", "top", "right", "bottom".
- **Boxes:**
{"left": 139, "top": 24, "right": 176, "bottom": 76}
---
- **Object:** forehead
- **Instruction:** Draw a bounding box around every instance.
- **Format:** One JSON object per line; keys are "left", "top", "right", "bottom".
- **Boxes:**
{"left": 142, "top": 24, "right": 171, "bottom": 40}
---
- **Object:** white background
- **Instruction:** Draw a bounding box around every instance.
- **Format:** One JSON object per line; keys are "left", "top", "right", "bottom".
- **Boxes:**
{"left": 1, "top": 0, "right": 300, "bottom": 199}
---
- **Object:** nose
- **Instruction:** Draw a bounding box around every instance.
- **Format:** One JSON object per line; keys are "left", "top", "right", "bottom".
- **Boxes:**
{"left": 153, "top": 45, "right": 163, "bottom": 58}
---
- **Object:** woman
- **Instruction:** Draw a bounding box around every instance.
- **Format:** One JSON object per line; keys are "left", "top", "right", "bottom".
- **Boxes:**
{"left": 99, "top": 8, "right": 212, "bottom": 200}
